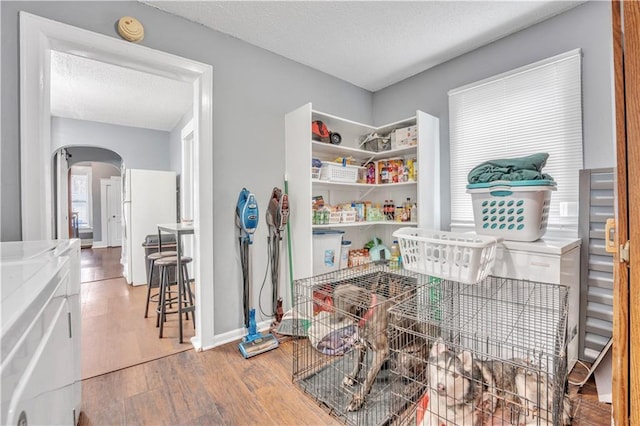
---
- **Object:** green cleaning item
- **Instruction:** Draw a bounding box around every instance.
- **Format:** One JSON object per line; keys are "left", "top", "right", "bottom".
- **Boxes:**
{"left": 275, "top": 177, "right": 310, "bottom": 337}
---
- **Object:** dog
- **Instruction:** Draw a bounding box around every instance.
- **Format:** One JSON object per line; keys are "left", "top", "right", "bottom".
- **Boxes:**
{"left": 424, "top": 338, "right": 572, "bottom": 426}
{"left": 332, "top": 275, "right": 411, "bottom": 411}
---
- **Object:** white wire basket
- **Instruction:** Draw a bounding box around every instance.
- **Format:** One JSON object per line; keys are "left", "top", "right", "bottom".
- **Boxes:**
{"left": 392, "top": 228, "right": 499, "bottom": 284}
{"left": 320, "top": 162, "right": 360, "bottom": 183}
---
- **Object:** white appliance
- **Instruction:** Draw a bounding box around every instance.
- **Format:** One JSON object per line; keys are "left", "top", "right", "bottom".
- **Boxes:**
{"left": 122, "top": 169, "right": 177, "bottom": 286}
{"left": 493, "top": 236, "right": 582, "bottom": 372}
{"left": 1, "top": 239, "right": 81, "bottom": 426}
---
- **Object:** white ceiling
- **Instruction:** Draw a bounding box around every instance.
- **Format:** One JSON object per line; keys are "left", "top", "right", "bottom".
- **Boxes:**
{"left": 144, "top": 0, "right": 584, "bottom": 91}
{"left": 50, "top": 50, "right": 192, "bottom": 131}
{"left": 50, "top": 1, "right": 584, "bottom": 131}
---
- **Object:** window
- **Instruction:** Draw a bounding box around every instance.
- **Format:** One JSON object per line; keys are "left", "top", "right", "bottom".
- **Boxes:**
{"left": 71, "top": 165, "right": 92, "bottom": 228}
{"left": 449, "top": 49, "right": 583, "bottom": 234}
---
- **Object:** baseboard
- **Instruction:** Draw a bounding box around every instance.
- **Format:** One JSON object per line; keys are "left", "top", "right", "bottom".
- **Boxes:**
{"left": 92, "top": 241, "right": 107, "bottom": 248}
{"left": 207, "top": 320, "right": 273, "bottom": 350}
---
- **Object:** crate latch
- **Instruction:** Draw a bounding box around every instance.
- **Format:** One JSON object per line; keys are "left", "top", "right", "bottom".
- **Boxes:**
{"left": 620, "top": 240, "right": 630, "bottom": 264}
{"left": 605, "top": 218, "right": 617, "bottom": 253}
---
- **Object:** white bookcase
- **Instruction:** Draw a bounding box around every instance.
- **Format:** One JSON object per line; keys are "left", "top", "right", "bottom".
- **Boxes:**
{"left": 285, "top": 103, "right": 440, "bottom": 280}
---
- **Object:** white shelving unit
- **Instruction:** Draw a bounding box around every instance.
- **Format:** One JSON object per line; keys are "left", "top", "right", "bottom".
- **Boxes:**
{"left": 285, "top": 103, "right": 440, "bottom": 279}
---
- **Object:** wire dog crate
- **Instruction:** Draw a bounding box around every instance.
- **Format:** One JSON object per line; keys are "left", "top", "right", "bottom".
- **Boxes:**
{"left": 388, "top": 276, "right": 570, "bottom": 426}
{"left": 292, "top": 263, "right": 434, "bottom": 426}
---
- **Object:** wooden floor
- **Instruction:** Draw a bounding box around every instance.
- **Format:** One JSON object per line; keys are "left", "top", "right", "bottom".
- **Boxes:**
{"left": 80, "top": 247, "right": 194, "bottom": 379}
{"left": 79, "top": 247, "right": 612, "bottom": 425}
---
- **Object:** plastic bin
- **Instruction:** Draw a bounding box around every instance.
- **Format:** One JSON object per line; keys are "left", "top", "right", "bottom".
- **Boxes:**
{"left": 142, "top": 234, "right": 177, "bottom": 286}
{"left": 392, "top": 227, "right": 498, "bottom": 284}
{"left": 339, "top": 240, "right": 351, "bottom": 269}
{"left": 466, "top": 180, "right": 556, "bottom": 242}
{"left": 320, "top": 162, "right": 360, "bottom": 183}
{"left": 312, "top": 229, "right": 344, "bottom": 274}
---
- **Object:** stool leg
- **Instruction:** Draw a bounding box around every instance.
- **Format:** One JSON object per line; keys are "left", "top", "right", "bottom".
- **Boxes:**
{"left": 183, "top": 264, "right": 195, "bottom": 326}
{"left": 180, "top": 264, "right": 189, "bottom": 321}
{"left": 156, "top": 265, "right": 167, "bottom": 329}
{"left": 158, "top": 265, "right": 168, "bottom": 338}
{"left": 144, "top": 258, "right": 156, "bottom": 318}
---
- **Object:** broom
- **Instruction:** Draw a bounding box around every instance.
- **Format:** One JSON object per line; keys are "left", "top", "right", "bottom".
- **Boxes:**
{"left": 276, "top": 176, "right": 311, "bottom": 337}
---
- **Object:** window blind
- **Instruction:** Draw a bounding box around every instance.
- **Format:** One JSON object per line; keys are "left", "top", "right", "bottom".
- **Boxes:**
{"left": 449, "top": 49, "right": 583, "bottom": 232}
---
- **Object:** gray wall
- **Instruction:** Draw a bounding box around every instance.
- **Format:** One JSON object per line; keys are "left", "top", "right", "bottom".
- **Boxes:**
{"left": 1, "top": 1, "right": 372, "bottom": 335}
{"left": 373, "top": 1, "right": 615, "bottom": 231}
{"left": 52, "top": 117, "right": 172, "bottom": 171}
{"left": 2, "top": 0, "right": 615, "bottom": 338}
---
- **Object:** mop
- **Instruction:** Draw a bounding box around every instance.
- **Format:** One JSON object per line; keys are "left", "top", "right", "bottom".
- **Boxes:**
{"left": 236, "top": 188, "right": 279, "bottom": 358}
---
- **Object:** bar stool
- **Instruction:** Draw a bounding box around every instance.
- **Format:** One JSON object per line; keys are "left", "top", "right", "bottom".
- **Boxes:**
{"left": 144, "top": 250, "right": 177, "bottom": 318}
{"left": 155, "top": 256, "right": 195, "bottom": 339}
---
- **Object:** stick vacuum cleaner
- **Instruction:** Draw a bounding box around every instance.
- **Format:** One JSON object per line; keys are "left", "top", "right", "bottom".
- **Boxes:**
{"left": 236, "top": 188, "right": 279, "bottom": 359}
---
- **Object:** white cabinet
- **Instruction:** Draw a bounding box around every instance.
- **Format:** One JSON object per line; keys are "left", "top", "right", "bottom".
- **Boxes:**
{"left": 1, "top": 240, "right": 81, "bottom": 426}
{"left": 493, "top": 237, "right": 581, "bottom": 372}
{"left": 285, "top": 103, "right": 440, "bottom": 279}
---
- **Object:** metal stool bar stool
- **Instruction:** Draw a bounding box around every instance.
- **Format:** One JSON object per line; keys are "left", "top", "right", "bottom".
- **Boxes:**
{"left": 155, "top": 256, "right": 195, "bottom": 339}
{"left": 144, "top": 250, "right": 177, "bottom": 318}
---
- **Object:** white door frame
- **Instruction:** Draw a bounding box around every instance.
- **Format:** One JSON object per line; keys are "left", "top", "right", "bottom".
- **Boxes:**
{"left": 20, "top": 12, "right": 215, "bottom": 351}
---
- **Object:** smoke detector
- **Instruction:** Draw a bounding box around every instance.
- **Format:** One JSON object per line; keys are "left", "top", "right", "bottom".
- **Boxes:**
{"left": 117, "top": 16, "right": 144, "bottom": 43}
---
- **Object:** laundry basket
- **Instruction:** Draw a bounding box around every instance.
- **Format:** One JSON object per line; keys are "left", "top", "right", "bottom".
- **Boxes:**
{"left": 392, "top": 228, "right": 498, "bottom": 284}
{"left": 466, "top": 180, "right": 556, "bottom": 242}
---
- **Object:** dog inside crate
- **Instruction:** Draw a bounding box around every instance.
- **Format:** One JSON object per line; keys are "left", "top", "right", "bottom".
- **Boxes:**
{"left": 389, "top": 276, "right": 572, "bottom": 426}
{"left": 293, "top": 264, "right": 430, "bottom": 426}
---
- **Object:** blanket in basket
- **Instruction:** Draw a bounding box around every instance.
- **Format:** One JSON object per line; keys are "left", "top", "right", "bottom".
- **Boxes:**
{"left": 467, "top": 152, "right": 554, "bottom": 184}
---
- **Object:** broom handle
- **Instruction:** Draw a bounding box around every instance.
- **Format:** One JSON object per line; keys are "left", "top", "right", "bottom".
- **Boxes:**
{"left": 285, "top": 178, "right": 294, "bottom": 310}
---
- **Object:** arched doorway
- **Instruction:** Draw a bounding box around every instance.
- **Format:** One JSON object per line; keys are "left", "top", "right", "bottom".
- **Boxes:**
{"left": 54, "top": 146, "right": 123, "bottom": 246}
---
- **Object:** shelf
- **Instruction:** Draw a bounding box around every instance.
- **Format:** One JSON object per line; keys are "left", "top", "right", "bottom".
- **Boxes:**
{"left": 312, "top": 179, "right": 417, "bottom": 189}
{"left": 312, "top": 221, "right": 417, "bottom": 229}
{"left": 311, "top": 141, "right": 417, "bottom": 162}
{"left": 286, "top": 103, "right": 439, "bottom": 280}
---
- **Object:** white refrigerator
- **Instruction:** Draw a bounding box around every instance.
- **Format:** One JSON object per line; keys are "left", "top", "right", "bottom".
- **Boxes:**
{"left": 122, "top": 169, "right": 177, "bottom": 286}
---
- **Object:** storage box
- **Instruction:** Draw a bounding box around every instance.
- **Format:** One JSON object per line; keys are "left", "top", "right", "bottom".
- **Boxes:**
{"left": 392, "top": 227, "right": 498, "bottom": 284}
{"left": 312, "top": 229, "right": 344, "bottom": 274}
{"left": 362, "top": 136, "right": 391, "bottom": 152}
{"left": 467, "top": 180, "right": 556, "bottom": 242}
{"left": 340, "top": 211, "right": 356, "bottom": 223}
{"left": 392, "top": 125, "right": 417, "bottom": 149}
{"left": 311, "top": 167, "right": 321, "bottom": 180}
{"left": 320, "top": 162, "right": 360, "bottom": 183}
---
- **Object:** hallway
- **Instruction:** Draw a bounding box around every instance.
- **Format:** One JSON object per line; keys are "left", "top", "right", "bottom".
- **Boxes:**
{"left": 80, "top": 247, "right": 194, "bottom": 379}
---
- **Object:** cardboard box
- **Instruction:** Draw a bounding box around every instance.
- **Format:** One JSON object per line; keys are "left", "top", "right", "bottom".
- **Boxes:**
{"left": 392, "top": 125, "right": 417, "bottom": 149}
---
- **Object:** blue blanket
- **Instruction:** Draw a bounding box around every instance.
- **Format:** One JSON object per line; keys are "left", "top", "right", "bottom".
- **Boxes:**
{"left": 467, "top": 152, "right": 554, "bottom": 184}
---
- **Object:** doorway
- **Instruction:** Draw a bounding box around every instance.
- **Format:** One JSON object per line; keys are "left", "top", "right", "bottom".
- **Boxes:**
{"left": 20, "top": 12, "right": 214, "bottom": 350}
{"left": 102, "top": 175, "right": 122, "bottom": 248}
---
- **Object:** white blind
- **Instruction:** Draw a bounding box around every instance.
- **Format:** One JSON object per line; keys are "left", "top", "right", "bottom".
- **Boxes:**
{"left": 449, "top": 49, "right": 583, "bottom": 231}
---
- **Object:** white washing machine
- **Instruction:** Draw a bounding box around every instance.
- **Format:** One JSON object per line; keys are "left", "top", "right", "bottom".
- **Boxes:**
{"left": 1, "top": 240, "right": 81, "bottom": 426}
